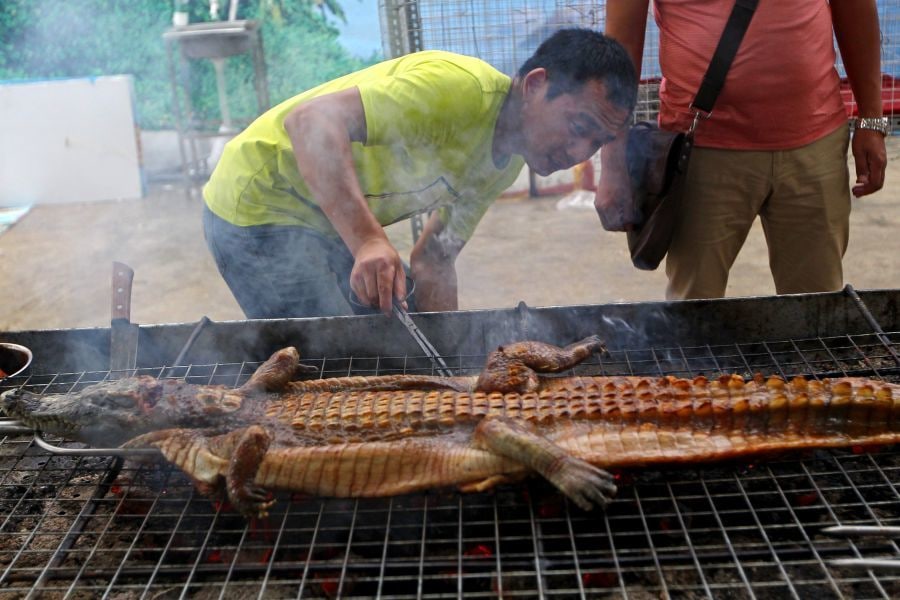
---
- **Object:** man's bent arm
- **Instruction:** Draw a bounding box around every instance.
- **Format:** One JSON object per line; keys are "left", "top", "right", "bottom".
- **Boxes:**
{"left": 596, "top": 0, "right": 650, "bottom": 230}
{"left": 284, "top": 87, "right": 406, "bottom": 314}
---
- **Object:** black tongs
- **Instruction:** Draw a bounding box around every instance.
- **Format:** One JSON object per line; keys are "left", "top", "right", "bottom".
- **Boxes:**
{"left": 392, "top": 300, "right": 453, "bottom": 377}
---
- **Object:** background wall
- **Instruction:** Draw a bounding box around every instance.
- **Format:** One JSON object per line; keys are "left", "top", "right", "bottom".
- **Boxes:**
{"left": 0, "top": 76, "right": 143, "bottom": 205}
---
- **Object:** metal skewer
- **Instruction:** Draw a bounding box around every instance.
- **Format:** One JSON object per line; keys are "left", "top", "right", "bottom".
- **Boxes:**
{"left": 823, "top": 525, "right": 900, "bottom": 538}
{"left": 823, "top": 525, "right": 900, "bottom": 569}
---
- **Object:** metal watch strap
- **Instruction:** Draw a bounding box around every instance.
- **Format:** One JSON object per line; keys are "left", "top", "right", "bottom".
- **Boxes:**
{"left": 690, "top": 0, "right": 759, "bottom": 116}
{"left": 855, "top": 117, "right": 890, "bottom": 136}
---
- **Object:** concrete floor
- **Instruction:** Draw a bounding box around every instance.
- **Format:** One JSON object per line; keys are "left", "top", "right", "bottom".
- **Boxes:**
{"left": 1, "top": 138, "right": 899, "bottom": 332}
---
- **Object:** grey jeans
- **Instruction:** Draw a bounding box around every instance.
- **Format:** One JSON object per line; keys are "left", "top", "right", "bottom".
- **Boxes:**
{"left": 203, "top": 206, "right": 415, "bottom": 319}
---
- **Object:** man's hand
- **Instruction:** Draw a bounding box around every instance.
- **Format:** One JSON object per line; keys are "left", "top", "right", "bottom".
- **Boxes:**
{"left": 851, "top": 129, "right": 887, "bottom": 197}
{"left": 350, "top": 238, "right": 407, "bottom": 315}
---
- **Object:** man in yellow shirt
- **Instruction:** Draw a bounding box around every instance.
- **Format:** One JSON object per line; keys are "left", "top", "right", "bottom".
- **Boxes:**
{"left": 203, "top": 28, "right": 636, "bottom": 318}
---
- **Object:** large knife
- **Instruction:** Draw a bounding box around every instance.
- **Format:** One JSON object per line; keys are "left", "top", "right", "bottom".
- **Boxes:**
{"left": 110, "top": 261, "right": 139, "bottom": 374}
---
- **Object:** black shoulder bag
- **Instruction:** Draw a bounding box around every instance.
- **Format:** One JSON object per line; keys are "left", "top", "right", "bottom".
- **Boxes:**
{"left": 625, "top": 0, "right": 758, "bottom": 270}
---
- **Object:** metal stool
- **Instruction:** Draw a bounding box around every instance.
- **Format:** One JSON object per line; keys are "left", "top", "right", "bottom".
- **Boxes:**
{"left": 163, "top": 20, "right": 269, "bottom": 186}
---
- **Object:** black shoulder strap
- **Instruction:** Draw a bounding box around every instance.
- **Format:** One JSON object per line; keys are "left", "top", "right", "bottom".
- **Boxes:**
{"left": 691, "top": 0, "right": 759, "bottom": 115}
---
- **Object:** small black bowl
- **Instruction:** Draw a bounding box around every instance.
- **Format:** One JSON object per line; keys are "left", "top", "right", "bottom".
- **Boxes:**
{"left": 0, "top": 343, "right": 32, "bottom": 380}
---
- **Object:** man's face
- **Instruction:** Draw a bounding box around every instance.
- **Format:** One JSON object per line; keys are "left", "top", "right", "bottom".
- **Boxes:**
{"left": 518, "top": 69, "right": 631, "bottom": 176}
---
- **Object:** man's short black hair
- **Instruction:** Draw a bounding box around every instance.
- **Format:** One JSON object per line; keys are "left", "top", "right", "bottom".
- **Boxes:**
{"left": 518, "top": 28, "right": 637, "bottom": 113}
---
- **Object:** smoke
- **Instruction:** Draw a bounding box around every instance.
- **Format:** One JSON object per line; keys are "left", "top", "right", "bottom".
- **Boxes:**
{"left": 597, "top": 311, "right": 695, "bottom": 375}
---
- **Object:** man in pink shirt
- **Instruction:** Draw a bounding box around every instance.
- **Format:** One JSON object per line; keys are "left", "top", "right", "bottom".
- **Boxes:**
{"left": 596, "top": 0, "right": 888, "bottom": 299}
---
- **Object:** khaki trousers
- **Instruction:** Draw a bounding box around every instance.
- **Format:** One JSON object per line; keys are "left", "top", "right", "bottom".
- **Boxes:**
{"left": 665, "top": 124, "right": 851, "bottom": 300}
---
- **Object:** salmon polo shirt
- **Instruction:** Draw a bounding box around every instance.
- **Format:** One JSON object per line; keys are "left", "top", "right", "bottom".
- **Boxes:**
{"left": 654, "top": 0, "right": 849, "bottom": 149}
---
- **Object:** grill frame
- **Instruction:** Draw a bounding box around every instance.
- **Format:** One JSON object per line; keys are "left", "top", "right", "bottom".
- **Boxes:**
{"left": 4, "top": 287, "right": 899, "bottom": 375}
{"left": 1, "top": 288, "right": 899, "bottom": 598}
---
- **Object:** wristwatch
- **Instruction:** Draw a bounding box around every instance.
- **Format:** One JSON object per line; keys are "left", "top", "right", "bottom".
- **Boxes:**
{"left": 854, "top": 116, "right": 890, "bottom": 136}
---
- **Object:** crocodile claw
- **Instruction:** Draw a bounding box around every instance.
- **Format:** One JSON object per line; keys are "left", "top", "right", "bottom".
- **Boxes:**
{"left": 229, "top": 483, "right": 275, "bottom": 519}
{"left": 582, "top": 334, "right": 608, "bottom": 357}
{"left": 552, "top": 457, "right": 617, "bottom": 511}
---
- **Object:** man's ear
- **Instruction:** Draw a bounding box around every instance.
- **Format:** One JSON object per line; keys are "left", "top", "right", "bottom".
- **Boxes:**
{"left": 521, "top": 68, "right": 549, "bottom": 101}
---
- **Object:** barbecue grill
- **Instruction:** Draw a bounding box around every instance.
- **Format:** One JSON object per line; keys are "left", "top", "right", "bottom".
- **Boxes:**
{"left": 1, "top": 287, "right": 898, "bottom": 598}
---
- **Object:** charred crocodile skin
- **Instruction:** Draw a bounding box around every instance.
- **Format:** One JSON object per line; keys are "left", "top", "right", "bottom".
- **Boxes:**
{"left": 2, "top": 336, "right": 899, "bottom": 519}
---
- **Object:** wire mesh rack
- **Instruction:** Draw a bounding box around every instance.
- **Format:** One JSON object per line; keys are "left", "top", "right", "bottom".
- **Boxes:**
{"left": 379, "top": 0, "right": 900, "bottom": 127}
{"left": 1, "top": 329, "right": 898, "bottom": 598}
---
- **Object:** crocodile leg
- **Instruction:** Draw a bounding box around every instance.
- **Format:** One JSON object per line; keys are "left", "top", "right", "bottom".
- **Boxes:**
{"left": 128, "top": 426, "right": 278, "bottom": 518}
{"left": 499, "top": 335, "right": 607, "bottom": 372}
{"left": 240, "top": 347, "right": 301, "bottom": 393}
{"left": 476, "top": 335, "right": 606, "bottom": 393}
{"left": 124, "top": 428, "right": 229, "bottom": 492}
{"left": 473, "top": 416, "right": 617, "bottom": 510}
{"left": 219, "top": 425, "right": 276, "bottom": 519}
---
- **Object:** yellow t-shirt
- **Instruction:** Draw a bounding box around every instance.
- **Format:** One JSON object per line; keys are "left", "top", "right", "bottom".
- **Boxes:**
{"left": 203, "top": 50, "right": 525, "bottom": 243}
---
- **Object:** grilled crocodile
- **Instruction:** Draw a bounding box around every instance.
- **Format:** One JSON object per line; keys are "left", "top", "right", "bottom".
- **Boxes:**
{"left": 3, "top": 336, "right": 899, "bottom": 519}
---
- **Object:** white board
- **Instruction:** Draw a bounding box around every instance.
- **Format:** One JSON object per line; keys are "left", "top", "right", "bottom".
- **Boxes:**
{"left": 0, "top": 75, "right": 144, "bottom": 206}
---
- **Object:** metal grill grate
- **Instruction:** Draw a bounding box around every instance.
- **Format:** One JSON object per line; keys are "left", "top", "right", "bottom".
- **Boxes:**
{"left": 1, "top": 328, "right": 899, "bottom": 598}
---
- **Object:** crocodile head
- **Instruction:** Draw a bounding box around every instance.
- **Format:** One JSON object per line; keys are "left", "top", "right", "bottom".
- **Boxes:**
{"left": 1, "top": 376, "right": 248, "bottom": 447}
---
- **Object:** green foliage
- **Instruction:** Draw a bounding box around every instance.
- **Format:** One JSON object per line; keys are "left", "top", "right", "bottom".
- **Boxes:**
{"left": 258, "top": 0, "right": 348, "bottom": 24}
{"left": 0, "top": 0, "right": 381, "bottom": 129}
